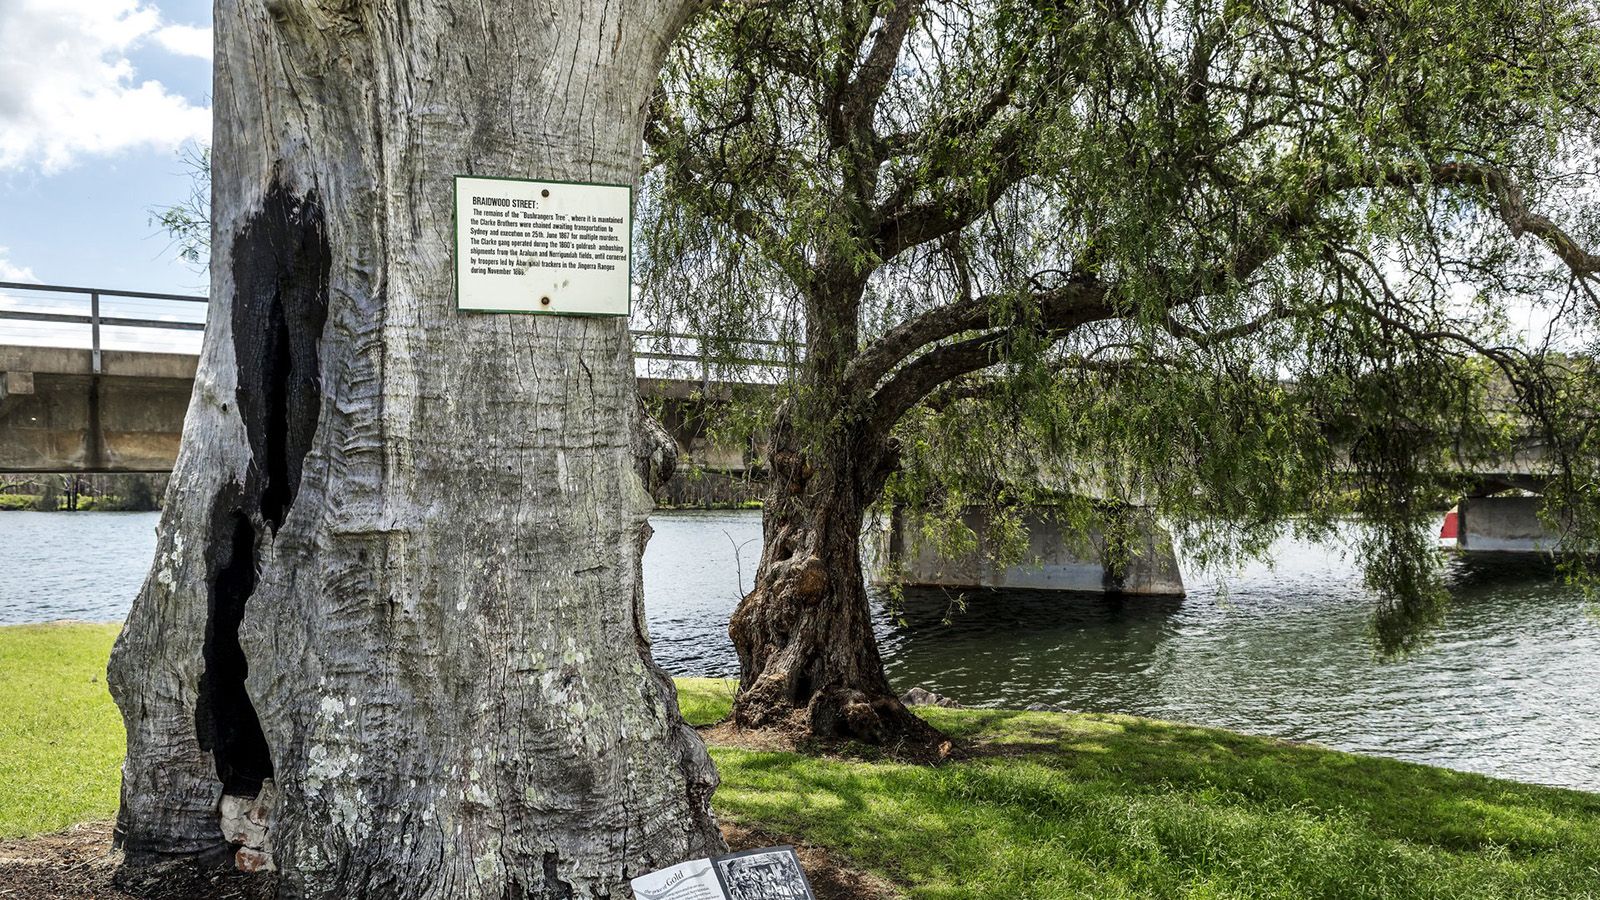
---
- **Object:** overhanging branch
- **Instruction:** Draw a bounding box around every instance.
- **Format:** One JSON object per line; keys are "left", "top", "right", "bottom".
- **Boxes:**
{"left": 866, "top": 287, "right": 1114, "bottom": 435}
{"left": 846, "top": 278, "right": 1106, "bottom": 395}
{"left": 1426, "top": 162, "right": 1600, "bottom": 280}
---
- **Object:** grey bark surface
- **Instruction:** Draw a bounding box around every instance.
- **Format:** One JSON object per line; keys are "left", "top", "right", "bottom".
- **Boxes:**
{"left": 106, "top": 1, "right": 724, "bottom": 896}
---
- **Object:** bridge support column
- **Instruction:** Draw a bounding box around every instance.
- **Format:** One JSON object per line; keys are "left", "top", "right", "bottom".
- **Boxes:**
{"left": 0, "top": 348, "right": 198, "bottom": 472}
{"left": 874, "top": 506, "right": 1185, "bottom": 596}
{"left": 1458, "top": 495, "right": 1560, "bottom": 553}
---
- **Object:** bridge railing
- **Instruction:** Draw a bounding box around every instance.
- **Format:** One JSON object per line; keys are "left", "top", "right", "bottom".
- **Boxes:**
{"left": 0, "top": 281, "right": 208, "bottom": 373}
{"left": 630, "top": 330, "right": 799, "bottom": 385}
{"left": 0, "top": 281, "right": 798, "bottom": 383}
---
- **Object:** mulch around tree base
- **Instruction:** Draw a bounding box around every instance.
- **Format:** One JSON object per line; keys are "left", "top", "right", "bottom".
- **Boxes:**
{"left": 700, "top": 717, "right": 959, "bottom": 765}
{"left": 0, "top": 823, "right": 267, "bottom": 900}
{"left": 723, "top": 822, "right": 900, "bottom": 900}
{"left": 0, "top": 821, "right": 900, "bottom": 899}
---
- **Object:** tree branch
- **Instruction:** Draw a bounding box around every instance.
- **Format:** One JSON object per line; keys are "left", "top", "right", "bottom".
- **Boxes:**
{"left": 839, "top": 0, "right": 923, "bottom": 138}
{"left": 1159, "top": 300, "right": 1337, "bottom": 350}
{"left": 1426, "top": 162, "right": 1600, "bottom": 279}
{"left": 866, "top": 286, "right": 1114, "bottom": 435}
{"left": 846, "top": 277, "right": 1104, "bottom": 394}
{"left": 871, "top": 119, "right": 1031, "bottom": 260}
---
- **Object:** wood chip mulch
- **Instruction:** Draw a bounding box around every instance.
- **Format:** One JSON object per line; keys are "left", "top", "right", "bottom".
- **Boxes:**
{"left": 0, "top": 823, "right": 266, "bottom": 900}
{"left": 0, "top": 821, "right": 901, "bottom": 899}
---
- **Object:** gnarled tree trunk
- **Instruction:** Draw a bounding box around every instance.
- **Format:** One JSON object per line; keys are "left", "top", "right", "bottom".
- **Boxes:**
{"left": 106, "top": 1, "right": 722, "bottom": 896}
{"left": 728, "top": 414, "right": 938, "bottom": 746}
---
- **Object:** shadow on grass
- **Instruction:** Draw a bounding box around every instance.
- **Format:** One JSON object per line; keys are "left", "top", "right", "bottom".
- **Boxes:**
{"left": 704, "top": 702, "right": 1600, "bottom": 898}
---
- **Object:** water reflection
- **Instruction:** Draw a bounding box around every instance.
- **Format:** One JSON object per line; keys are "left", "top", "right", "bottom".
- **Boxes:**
{"left": 876, "top": 587, "right": 1187, "bottom": 713}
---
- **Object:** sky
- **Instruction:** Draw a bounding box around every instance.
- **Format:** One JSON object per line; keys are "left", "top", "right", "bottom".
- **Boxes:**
{"left": 0, "top": 0, "right": 211, "bottom": 296}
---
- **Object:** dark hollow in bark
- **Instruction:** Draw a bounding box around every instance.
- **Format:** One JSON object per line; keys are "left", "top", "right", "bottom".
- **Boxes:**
{"left": 194, "top": 489, "right": 272, "bottom": 798}
{"left": 194, "top": 179, "right": 333, "bottom": 803}
{"left": 230, "top": 180, "right": 330, "bottom": 532}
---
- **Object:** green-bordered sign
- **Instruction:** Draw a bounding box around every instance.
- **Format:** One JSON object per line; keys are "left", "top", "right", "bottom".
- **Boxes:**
{"left": 454, "top": 175, "right": 632, "bottom": 316}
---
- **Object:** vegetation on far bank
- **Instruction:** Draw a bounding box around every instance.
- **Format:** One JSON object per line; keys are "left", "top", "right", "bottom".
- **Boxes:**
{"left": 655, "top": 499, "right": 764, "bottom": 511}
{"left": 0, "top": 494, "right": 159, "bottom": 512}
{"left": 4, "top": 624, "right": 1599, "bottom": 897}
{"left": 1, "top": 475, "right": 163, "bottom": 512}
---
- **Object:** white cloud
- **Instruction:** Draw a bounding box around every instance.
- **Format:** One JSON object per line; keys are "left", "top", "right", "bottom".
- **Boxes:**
{"left": 0, "top": 247, "right": 39, "bottom": 282}
{"left": 0, "top": 1, "right": 211, "bottom": 172}
{"left": 153, "top": 22, "right": 210, "bottom": 60}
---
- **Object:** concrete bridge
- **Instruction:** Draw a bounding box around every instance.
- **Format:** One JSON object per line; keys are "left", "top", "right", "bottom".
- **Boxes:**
{"left": 0, "top": 344, "right": 767, "bottom": 515}
{"left": 0, "top": 281, "right": 1571, "bottom": 605}
{"left": 0, "top": 344, "right": 196, "bottom": 473}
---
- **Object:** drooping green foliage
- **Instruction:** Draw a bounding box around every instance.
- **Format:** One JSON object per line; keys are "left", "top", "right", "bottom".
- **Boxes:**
{"left": 642, "top": 0, "right": 1600, "bottom": 653}
{"left": 149, "top": 143, "right": 210, "bottom": 271}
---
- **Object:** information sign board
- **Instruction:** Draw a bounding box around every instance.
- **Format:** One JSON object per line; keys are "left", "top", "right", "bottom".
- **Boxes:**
{"left": 454, "top": 175, "right": 631, "bottom": 315}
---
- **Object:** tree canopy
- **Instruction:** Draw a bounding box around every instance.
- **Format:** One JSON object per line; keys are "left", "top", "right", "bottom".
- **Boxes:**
{"left": 639, "top": 0, "right": 1600, "bottom": 728}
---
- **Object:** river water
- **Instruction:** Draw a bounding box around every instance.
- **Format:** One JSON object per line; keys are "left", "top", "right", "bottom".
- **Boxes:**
{"left": 3, "top": 508, "right": 1597, "bottom": 792}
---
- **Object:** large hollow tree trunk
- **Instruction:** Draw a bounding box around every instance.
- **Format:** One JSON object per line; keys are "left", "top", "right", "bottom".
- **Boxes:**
{"left": 106, "top": 1, "right": 722, "bottom": 896}
{"left": 728, "top": 414, "right": 940, "bottom": 747}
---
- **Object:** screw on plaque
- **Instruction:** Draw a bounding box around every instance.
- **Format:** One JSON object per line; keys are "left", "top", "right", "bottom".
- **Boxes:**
{"left": 541, "top": 189, "right": 550, "bottom": 198}
{"left": 540, "top": 296, "right": 552, "bottom": 307}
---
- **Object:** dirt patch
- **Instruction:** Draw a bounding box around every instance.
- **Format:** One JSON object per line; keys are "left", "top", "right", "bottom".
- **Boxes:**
{"left": 1, "top": 821, "right": 903, "bottom": 899}
{"left": 0, "top": 822, "right": 268, "bottom": 900}
{"left": 701, "top": 720, "right": 807, "bottom": 753}
{"left": 701, "top": 716, "right": 962, "bottom": 764}
{"left": 724, "top": 822, "right": 902, "bottom": 900}
{"left": 0, "top": 823, "right": 120, "bottom": 900}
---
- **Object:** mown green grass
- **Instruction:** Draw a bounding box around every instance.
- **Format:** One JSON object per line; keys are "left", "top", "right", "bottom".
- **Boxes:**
{"left": 0, "top": 622, "right": 125, "bottom": 838}
{"left": 677, "top": 679, "right": 1600, "bottom": 899}
{"left": 4, "top": 628, "right": 1599, "bottom": 898}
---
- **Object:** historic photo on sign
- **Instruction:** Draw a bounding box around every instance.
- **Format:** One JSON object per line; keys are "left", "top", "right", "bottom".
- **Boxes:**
{"left": 713, "top": 848, "right": 815, "bottom": 900}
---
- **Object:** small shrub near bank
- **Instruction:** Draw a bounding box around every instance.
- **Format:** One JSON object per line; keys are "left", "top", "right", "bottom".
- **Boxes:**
{"left": 116, "top": 477, "right": 162, "bottom": 511}
{"left": 0, "top": 494, "right": 40, "bottom": 511}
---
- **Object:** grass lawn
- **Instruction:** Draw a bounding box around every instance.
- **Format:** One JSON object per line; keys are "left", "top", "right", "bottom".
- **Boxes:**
{"left": 5, "top": 624, "right": 1600, "bottom": 898}
{"left": 0, "top": 623, "right": 124, "bottom": 839}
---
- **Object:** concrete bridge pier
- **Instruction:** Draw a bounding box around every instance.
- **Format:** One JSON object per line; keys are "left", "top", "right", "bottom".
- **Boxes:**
{"left": 1456, "top": 495, "right": 1562, "bottom": 554}
{"left": 0, "top": 347, "right": 195, "bottom": 473}
{"left": 873, "top": 506, "right": 1186, "bottom": 596}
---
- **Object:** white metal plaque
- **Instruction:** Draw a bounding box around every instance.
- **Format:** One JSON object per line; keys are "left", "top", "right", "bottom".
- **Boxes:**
{"left": 454, "top": 175, "right": 631, "bottom": 315}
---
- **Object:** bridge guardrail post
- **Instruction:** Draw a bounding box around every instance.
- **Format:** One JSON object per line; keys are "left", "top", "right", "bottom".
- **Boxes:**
{"left": 90, "top": 291, "right": 102, "bottom": 375}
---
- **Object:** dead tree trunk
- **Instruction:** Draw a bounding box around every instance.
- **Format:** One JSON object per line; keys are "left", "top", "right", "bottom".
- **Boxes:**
{"left": 106, "top": 1, "right": 722, "bottom": 896}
